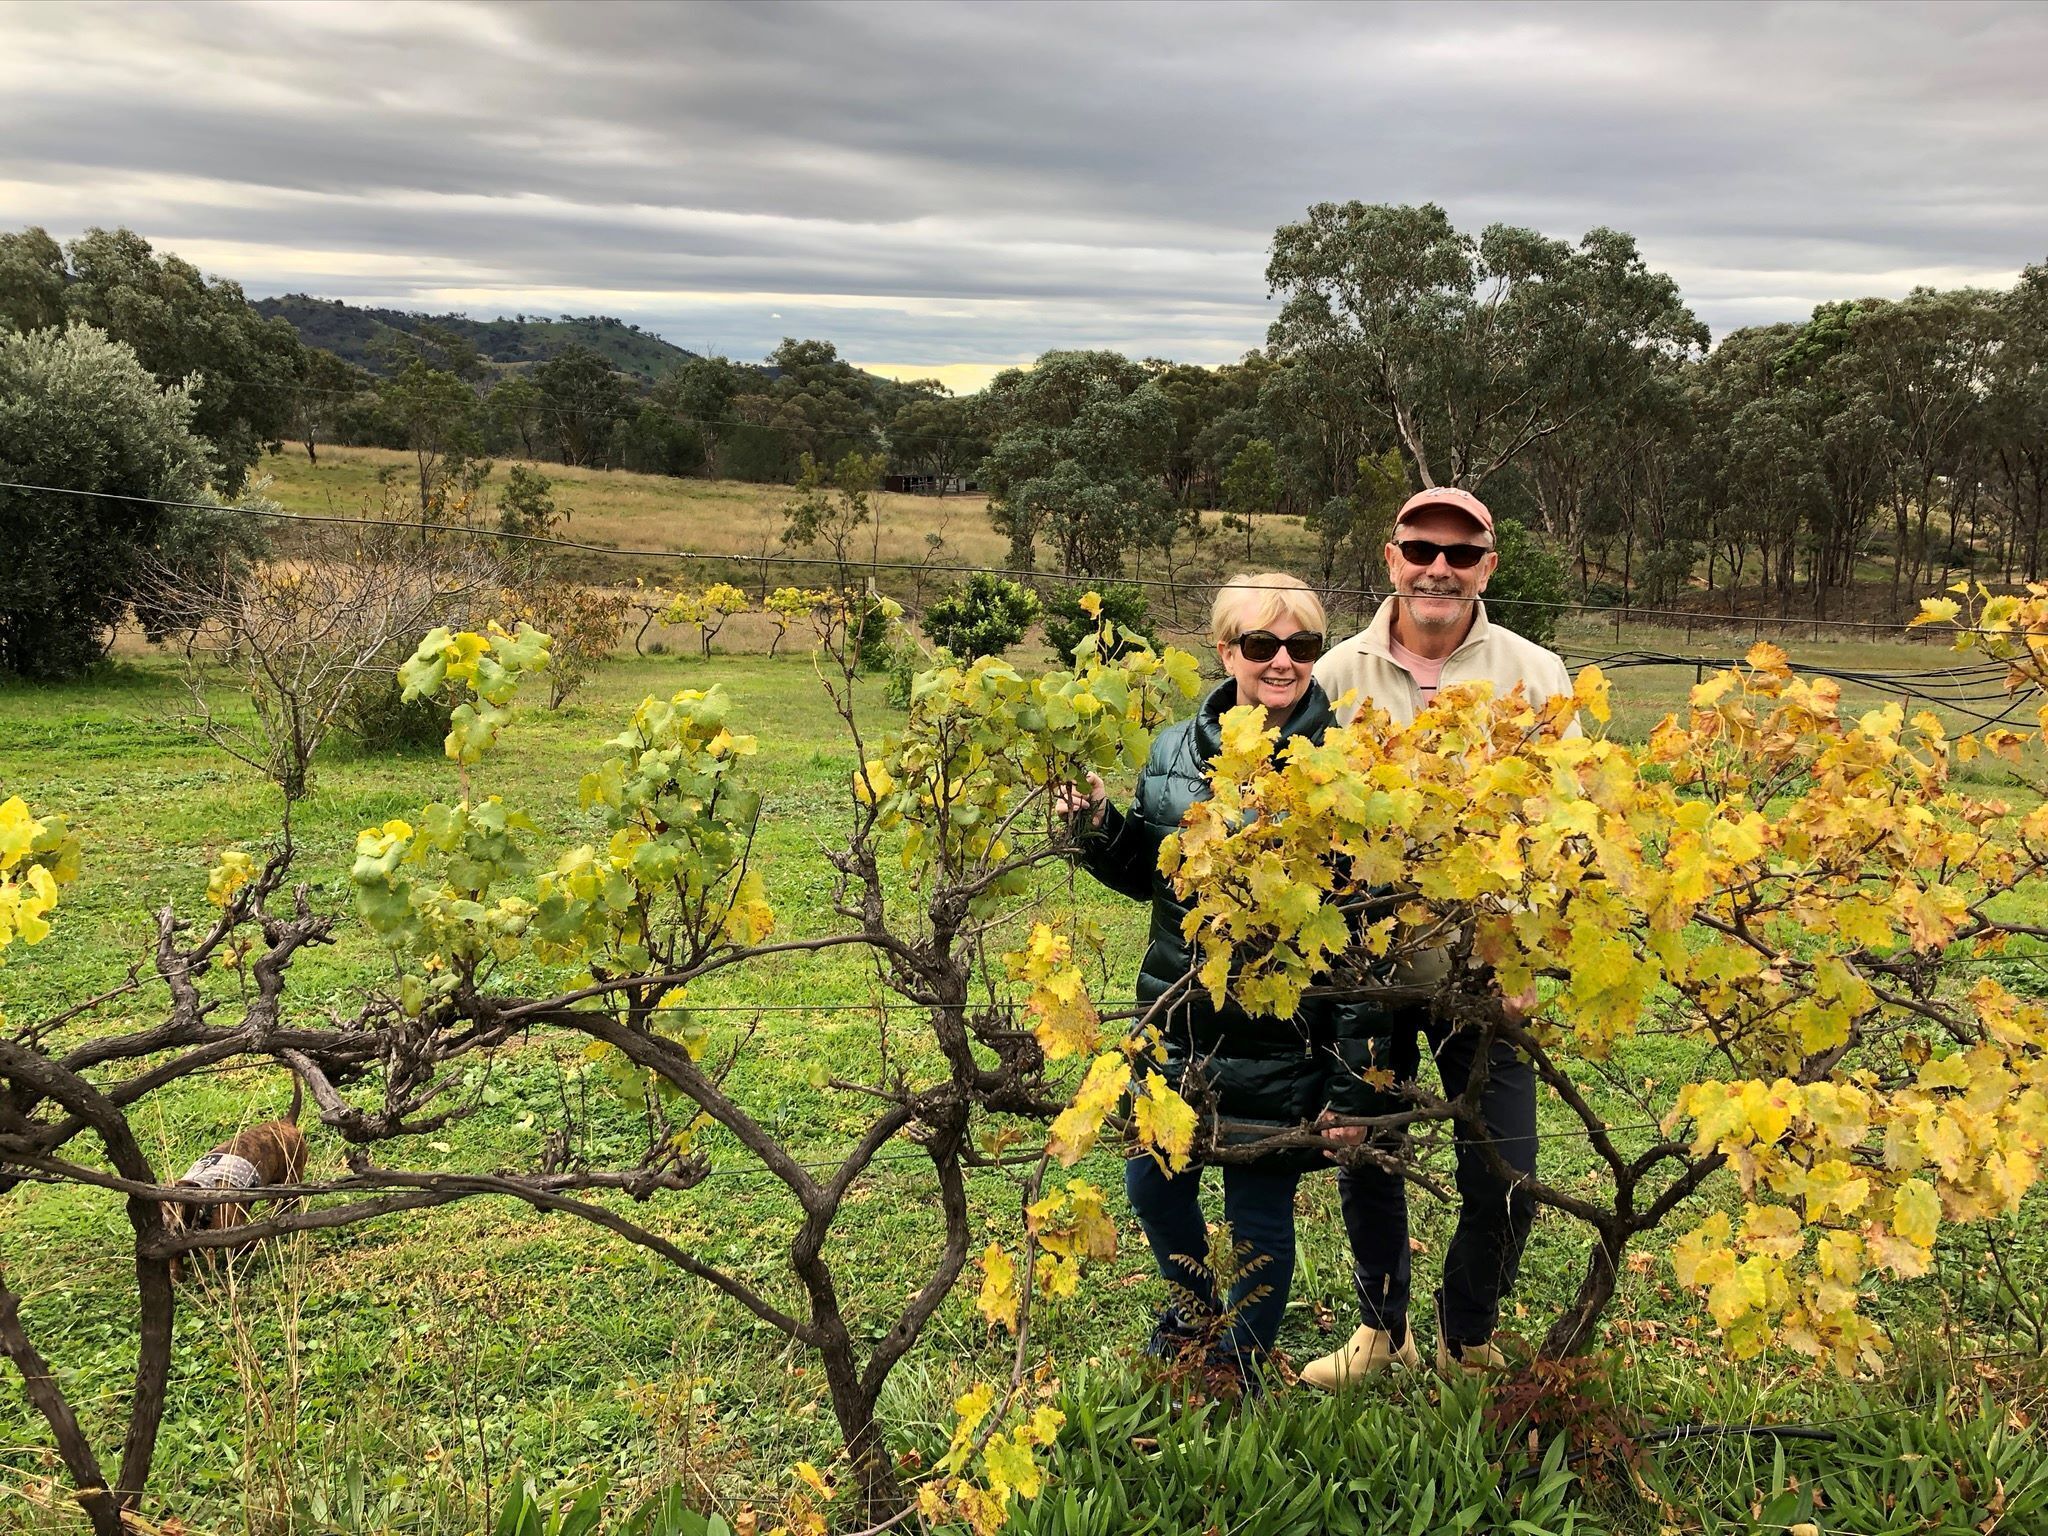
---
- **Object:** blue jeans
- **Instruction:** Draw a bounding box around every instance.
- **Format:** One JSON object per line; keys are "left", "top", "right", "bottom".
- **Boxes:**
{"left": 1124, "top": 1153, "right": 1301, "bottom": 1369}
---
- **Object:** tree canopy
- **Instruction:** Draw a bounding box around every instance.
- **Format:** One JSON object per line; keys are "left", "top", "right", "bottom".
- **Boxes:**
{"left": 0, "top": 324, "right": 221, "bottom": 676}
{"left": 0, "top": 226, "right": 305, "bottom": 495}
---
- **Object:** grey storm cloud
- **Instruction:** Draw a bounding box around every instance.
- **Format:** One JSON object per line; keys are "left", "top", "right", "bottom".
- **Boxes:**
{"left": 2, "top": 0, "right": 2044, "bottom": 374}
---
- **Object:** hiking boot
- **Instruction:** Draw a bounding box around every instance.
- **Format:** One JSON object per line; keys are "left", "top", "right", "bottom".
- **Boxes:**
{"left": 1144, "top": 1310, "right": 1205, "bottom": 1364}
{"left": 1298, "top": 1321, "right": 1420, "bottom": 1390}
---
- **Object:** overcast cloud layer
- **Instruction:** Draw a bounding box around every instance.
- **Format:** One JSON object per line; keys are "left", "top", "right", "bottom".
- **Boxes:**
{"left": 2, "top": 0, "right": 2043, "bottom": 381}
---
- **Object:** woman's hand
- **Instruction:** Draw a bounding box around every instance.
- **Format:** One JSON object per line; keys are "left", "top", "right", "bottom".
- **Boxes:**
{"left": 1052, "top": 771, "right": 1108, "bottom": 829}
{"left": 1502, "top": 982, "right": 1540, "bottom": 1022}
{"left": 1317, "top": 1108, "right": 1366, "bottom": 1158}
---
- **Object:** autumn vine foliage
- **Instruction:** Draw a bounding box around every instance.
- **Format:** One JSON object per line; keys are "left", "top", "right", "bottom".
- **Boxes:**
{"left": 12, "top": 573, "right": 2048, "bottom": 1531}
{"left": 0, "top": 797, "right": 78, "bottom": 1022}
{"left": 0, "top": 581, "right": 1220, "bottom": 1531}
{"left": 1010, "top": 634, "right": 2047, "bottom": 1371}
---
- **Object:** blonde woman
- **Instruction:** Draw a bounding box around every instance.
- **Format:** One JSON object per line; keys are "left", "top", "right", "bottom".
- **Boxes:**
{"left": 1061, "top": 573, "right": 1356, "bottom": 1383}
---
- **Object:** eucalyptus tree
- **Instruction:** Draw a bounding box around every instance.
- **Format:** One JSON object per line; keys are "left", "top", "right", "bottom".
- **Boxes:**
{"left": 0, "top": 225, "right": 305, "bottom": 495}
{"left": 1265, "top": 202, "right": 1704, "bottom": 498}
{"left": 1832, "top": 288, "right": 2002, "bottom": 609}
{"left": 980, "top": 350, "right": 1177, "bottom": 574}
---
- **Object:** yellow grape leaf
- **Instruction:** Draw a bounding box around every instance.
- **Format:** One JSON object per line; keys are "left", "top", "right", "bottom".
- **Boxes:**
{"left": 1864, "top": 1223, "right": 1932, "bottom": 1280}
{"left": 976, "top": 1243, "right": 1020, "bottom": 1331}
{"left": 1740, "top": 1079, "right": 1799, "bottom": 1145}
{"left": 1891, "top": 1178, "right": 1941, "bottom": 1248}
{"left": 984, "top": 1429, "right": 1044, "bottom": 1502}
{"left": 1915, "top": 1053, "right": 1972, "bottom": 1092}
{"left": 1571, "top": 664, "right": 1612, "bottom": 725}
{"left": 1064, "top": 1179, "right": 1117, "bottom": 1260}
{"left": 1033, "top": 1250, "right": 1080, "bottom": 1300}
{"left": 1671, "top": 1212, "right": 1733, "bottom": 1288}
{"left": 1046, "top": 1053, "right": 1132, "bottom": 1165}
{"left": 1801, "top": 1158, "right": 1870, "bottom": 1218}
{"left": 1910, "top": 597, "right": 1962, "bottom": 628}
{"left": 722, "top": 867, "right": 775, "bottom": 945}
{"left": 1690, "top": 671, "right": 1738, "bottom": 709}
{"left": 1132, "top": 1072, "right": 1197, "bottom": 1173}
{"left": 853, "top": 758, "right": 895, "bottom": 804}
{"left": 205, "top": 849, "right": 257, "bottom": 908}
{"left": 1917, "top": 1114, "right": 1971, "bottom": 1180}
{"left": 1738, "top": 1203, "right": 1803, "bottom": 1261}
{"left": 1007, "top": 926, "right": 1101, "bottom": 1061}
{"left": 1745, "top": 640, "right": 1791, "bottom": 676}
{"left": 793, "top": 1462, "right": 831, "bottom": 1499}
{"left": 947, "top": 1382, "right": 994, "bottom": 1457}
{"left": 1707, "top": 1254, "right": 1774, "bottom": 1328}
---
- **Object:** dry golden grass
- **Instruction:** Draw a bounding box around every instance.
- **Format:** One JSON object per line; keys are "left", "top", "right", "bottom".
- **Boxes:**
{"left": 252, "top": 447, "right": 1325, "bottom": 612}
{"left": 257, "top": 445, "right": 1014, "bottom": 571}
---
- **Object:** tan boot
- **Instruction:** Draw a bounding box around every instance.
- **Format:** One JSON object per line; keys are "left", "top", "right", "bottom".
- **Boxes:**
{"left": 1299, "top": 1322, "right": 1420, "bottom": 1390}
{"left": 1434, "top": 1332, "right": 1508, "bottom": 1375}
{"left": 1432, "top": 1292, "right": 1509, "bottom": 1376}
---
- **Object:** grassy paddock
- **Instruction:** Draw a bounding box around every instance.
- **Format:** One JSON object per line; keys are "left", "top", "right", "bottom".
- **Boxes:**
{"left": 1, "top": 641, "right": 2043, "bottom": 1532}
{"left": 253, "top": 447, "right": 1324, "bottom": 614}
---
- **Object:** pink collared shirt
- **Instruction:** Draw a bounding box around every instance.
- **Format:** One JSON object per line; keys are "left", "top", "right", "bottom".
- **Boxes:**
{"left": 1387, "top": 634, "right": 1446, "bottom": 708}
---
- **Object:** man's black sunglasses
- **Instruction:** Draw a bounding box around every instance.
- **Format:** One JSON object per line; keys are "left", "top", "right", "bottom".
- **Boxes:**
{"left": 1395, "top": 538, "right": 1491, "bottom": 570}
{"left": 1232, "top": 629, "right": 1325, "bottom": 663}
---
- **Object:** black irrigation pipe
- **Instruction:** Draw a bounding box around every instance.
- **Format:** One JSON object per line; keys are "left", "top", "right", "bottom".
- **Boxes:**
{"left": 1632, "top": 1422, "right": 1838, "bottom": 1450}
{"left": 4, "top": 478, "right": 2033, "bottom": 640}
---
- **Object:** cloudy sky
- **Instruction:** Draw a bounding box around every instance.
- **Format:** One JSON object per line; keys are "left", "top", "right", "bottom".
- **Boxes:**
{"left": 3, "top": 0, "right": 2043, "bottom": 389}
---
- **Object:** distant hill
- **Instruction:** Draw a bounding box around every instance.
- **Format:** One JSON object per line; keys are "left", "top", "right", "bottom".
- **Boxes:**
{"left": 252, "top": 295, "right": 698, "bottom": 381}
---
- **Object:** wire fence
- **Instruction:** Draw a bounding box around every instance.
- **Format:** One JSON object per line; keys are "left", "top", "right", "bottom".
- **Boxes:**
{"left": 1, "top": 476, "right": 2021, "bottom": 639}
{"left": 8, "top": 476, "right": 2039, "bottom": 733}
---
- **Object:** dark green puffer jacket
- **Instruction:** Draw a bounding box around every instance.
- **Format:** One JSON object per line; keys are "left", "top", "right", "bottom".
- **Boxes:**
{"left": 1079, "top": 678, "right": 1361, "bottom": 1162}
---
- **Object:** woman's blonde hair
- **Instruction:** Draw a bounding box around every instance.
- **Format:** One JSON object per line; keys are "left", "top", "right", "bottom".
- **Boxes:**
{"left": 1210, "top": 572, "right": 1327, "bottom": 645}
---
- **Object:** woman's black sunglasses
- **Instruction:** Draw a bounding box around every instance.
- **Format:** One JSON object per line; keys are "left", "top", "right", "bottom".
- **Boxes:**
{"left": 1232, "top": 629, "right": 1325, "bottom": 663}
{"left": 1395, "top": 538, "right": 1491, "bottom": 570}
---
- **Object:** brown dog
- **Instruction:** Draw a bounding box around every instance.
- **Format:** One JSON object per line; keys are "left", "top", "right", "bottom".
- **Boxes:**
{"left": 160, "top": 1074, "right": 309, "bottom": 1273}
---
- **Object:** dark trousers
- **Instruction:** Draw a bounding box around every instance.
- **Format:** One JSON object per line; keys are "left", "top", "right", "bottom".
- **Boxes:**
{"left": 1124, "top": 1153, "right": 1301, "bottom": 1367}
{"left": 1338, "top": 1008, "right": 1537, "bottom": 1347}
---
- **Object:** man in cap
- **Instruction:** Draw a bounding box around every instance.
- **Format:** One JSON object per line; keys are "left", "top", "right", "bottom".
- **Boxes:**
{"left": 1301, "top": 484, "right": 1570, "bottom": 1387}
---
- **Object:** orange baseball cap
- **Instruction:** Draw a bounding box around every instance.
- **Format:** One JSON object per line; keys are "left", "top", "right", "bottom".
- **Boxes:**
{"left": 1394, "top": 486, "right": 1494, "bottom": 536}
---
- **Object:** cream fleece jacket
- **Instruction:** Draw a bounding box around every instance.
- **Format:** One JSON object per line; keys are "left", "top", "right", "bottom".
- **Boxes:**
{"left": 1314, "top": 597, "right": 1574, "bottom": 728}
{"left": 1314, "top": 597, "right": 1578, "bottom": 987}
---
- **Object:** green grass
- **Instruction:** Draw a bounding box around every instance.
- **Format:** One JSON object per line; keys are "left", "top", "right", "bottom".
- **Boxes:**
{"left": 1, "top": 642, "right": 2043, "bottom": 1533}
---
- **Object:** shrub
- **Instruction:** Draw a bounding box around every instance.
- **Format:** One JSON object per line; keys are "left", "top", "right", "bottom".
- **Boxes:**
{"left": 0, "top": 323, "right": 214, "bottom": 677}
{"left": 1485, "top": 518, "right": 1570, "bottom": 648}
{"left": 1637, "top": 538, "right": 1700, "bottom": 607}
{"left": 850, "top": 590, "right": 894, "bottom": 672}
{"left": 1041, "top": 583, "right": 1157, "bottom": 664}
{"left": 156, "top": 530, "right": 502, "bottom": 798}
{"left": 922, "top": 573, "right": 1040, "bottom": 661}
{"left": 497, "top": 465, "right": 565, "bottom": 540}
{"left": 502, "top": 581, "right": 629, "bottom": 707}
{"left": 883, "top": 636, "right": 922, "bottom": 708}
{"left": 334, "top": 675, "right": 449, "bottom": 752}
